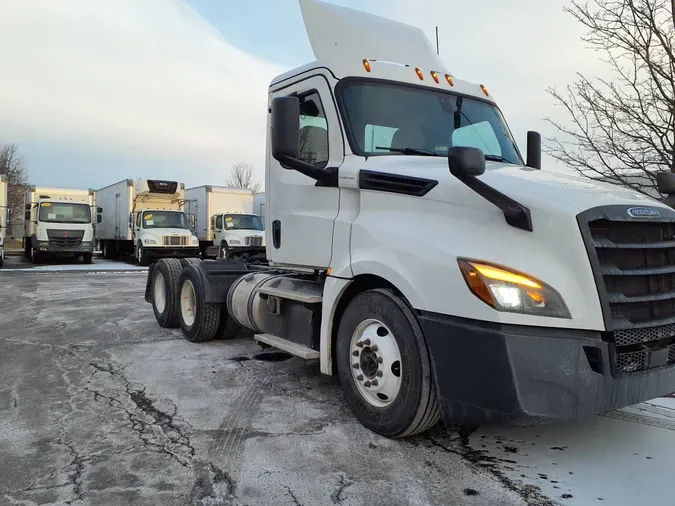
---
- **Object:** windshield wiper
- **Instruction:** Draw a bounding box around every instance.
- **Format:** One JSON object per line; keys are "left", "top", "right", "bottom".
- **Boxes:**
{"left": 375, "top": 146, "right": 440, "bottom": 157}
{"left": 484, "top": 154, "right": 512, "bottom": 163}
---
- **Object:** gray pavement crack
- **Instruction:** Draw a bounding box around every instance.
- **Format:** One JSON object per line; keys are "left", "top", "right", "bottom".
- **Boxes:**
{"left": 426, "top": 434, "right": 556, "bottom": 506}
{"left": 330, "top": 474, "right": 354, "bottom": 504}
{"left": 190, "top": 461, "right": 236, "bottom": 505}
{"left": 285, "top": 485, "right": 303, "bottom": 506}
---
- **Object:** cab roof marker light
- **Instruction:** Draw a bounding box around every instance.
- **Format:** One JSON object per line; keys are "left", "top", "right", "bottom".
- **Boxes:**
{"left": 445, "top": 74, "right": 454, "bottom": 86}
{"left": 362, "top": 59, "right": 371, "bottom": 72}
{"left": 430, "top": 71, "right": 439, "bottom": 83}
{"left": 481, "top": 84, "right": 489, "bottom": 96}
{"left": 415, "top": 67, "right": 424, "bottom": 80}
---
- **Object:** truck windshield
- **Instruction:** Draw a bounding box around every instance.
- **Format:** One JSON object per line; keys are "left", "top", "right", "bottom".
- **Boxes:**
{"left": 337, "top": 80, "right": 523, "bottom": 165}
{"left": 223, "top": 214, "right": 263, "bottom": 231}
{"left": 38, "top": 202, "right": 91, "bottom": 223}
{"left": 142, "top": 211, "right": 188, "bottom": 229}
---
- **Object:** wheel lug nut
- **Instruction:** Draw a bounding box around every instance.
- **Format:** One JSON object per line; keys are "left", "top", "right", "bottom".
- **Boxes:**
{"left": 376, "top": 370, "right": 383, "bottom": 377}
{"left": 364, "top": 381, "right": 371, "bottom": 387}
{"left": 371, "top": 345, "right": 378, "bottom": 352}
{"left": 352, "top": 350, "right": 359, "bottom": 356}
{"left": 356, "top": 341, "right": 364, "bottom": 348}
{"left": 376, "top": 357, "right": 383, "bottom": 364}
{"left": 352, "top": 363, "right": 359, "bottom": 369}
{"left": 363, "top": 339, "right": 371, "bottom": 346}
{"left": 371, "top": 379, "right": 378, "bottom": 386}
{"left": 357, "top": 374, "right": 364, "bottom": 381}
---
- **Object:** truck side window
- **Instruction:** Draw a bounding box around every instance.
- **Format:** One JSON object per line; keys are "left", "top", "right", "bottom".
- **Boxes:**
{"left": 216, "top": 215, "right": 223, "bottom": 230}
{"left": 297, "top": 91, "right": 329, "bottom": 168}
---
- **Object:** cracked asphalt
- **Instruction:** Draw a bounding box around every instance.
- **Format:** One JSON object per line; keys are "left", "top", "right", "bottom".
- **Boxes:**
{"left": 0, "top": 269, "right": 539, "bottom": 506}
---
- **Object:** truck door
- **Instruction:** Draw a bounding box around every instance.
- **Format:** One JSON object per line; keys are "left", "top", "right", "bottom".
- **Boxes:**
{"left": 267, "top": 74, "right": 342, "bottom": 268}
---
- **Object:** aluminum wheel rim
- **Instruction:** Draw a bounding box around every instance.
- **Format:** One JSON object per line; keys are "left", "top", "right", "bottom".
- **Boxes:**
{"left": 137, "top": 246, "right": 143, "bottom": 263}
{"left": 350, "top": 319, "right": 402, "bottom": 408}
{"left": 180, "top": 279, "right": 196, "bottom": 327}
{"left": 153, "top": 271, "right": 166, "bottom": 313}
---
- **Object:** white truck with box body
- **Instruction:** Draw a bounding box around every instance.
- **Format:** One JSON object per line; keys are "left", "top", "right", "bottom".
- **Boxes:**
{"left": 145, "top": 0, "right": 675, "bottom": 438}
{"left": 96, "top": 178, "right": 200, "bottom": 265}
{"left": 184, "top": 185, "right": 265, "bottom": 261}
{"left": 24, "top": 185, "right": 99, "bottom": 264}
{"left": 254, "top": 192, "right": 266, "bottom": 223}
{"left": 0, "top": 175, "right": 9, "bottom": 268}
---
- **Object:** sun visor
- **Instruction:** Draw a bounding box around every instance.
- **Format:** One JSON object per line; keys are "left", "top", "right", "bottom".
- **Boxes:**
{"left": 299, "top": 0, "right": 447, "bottom": 77}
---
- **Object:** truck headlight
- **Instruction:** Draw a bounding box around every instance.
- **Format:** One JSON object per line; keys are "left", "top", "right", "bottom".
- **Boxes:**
{"left": 144, "top": 239, "right": 157, "bottom": 245}
{"left": 458, "top": 259, "right": 571, "bottom": 318}
{"left": 191, "top": 236, "right": 199, "bottom": 245}
{"left": 229, "top": 239, "right": 241, "bottom": 245}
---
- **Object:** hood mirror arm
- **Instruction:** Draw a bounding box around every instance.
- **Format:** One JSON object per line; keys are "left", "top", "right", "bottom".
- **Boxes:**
{"left": 448, "top": 146, "right": 533, "bottom": 232}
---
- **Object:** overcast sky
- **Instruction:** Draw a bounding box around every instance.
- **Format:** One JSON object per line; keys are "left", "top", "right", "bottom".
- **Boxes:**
{"left": 0, "top": 0, "right": 600, "bottom": 190}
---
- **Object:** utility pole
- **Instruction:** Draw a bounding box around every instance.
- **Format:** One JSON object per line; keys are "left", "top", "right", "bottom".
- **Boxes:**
{"left": 435, "top": 26, "right": 440, "bottom": 55}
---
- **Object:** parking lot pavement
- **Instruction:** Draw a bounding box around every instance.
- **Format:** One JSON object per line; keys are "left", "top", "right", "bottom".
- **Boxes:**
{"left": 0, "top": 270, "right": 536, "bottom": 506}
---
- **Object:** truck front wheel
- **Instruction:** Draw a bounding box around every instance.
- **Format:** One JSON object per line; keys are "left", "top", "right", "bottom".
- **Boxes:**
{"left": 137, "top": 242, "right": 149, "bottom": 266}
{"left": 336, "top": 288, "right": 440, "bottom": 438}
{"left": 82, "top": 253, "right": 93, "bottom": 264}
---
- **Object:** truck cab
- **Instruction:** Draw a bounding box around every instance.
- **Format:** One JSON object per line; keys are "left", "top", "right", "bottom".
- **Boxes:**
{"left": 147, "top": 0, "right": 675, "bottom": 439}
{"left": 24, "top": 186, "right": 99, "bottom": 264}
{"left": 131, "top": 208, "right": 198, "bottom": 265}
{"left": 211, "top": 212, "right": 264, "bottom": 260}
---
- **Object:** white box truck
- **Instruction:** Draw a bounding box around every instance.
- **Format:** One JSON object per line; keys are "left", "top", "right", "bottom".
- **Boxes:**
{"left": 254, "top": 192, "right": 266, "bottom": 222}
{"left": 0, "top": 175, "right": 8, "bottom": 268}
{"left": 96, "top": 179, "right": 200, "bottom": 265}
{"left": 24, "top": 185, "right": 99, "bottom": 264}
{"left": 184, "top": 185, "right": 265, "bottom": 261}
{"left": 145, "top": 0, "right": 675, "bottom": 439}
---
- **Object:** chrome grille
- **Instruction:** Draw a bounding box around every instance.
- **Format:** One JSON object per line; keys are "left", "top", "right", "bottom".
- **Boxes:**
{"left": 47, "top": 229, "right": 83, "bottom": 249}
{"left": 245, "top": 236, "right": 263, "bottom": 246}
{"left": 162, "top": 235, "right": 188, "bottom": 246}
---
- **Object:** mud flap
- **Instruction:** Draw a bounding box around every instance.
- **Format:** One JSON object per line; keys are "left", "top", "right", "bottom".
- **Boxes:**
{"left": 144, "top": 263, "right": 155, "bottom": 303}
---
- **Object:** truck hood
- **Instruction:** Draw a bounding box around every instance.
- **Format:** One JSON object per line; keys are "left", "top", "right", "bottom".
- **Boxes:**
{"left": 360, "top": 157, "right": 668, "bottom": 214}
{"left": 481, "top": 161, "right": 661, "bottom": 211}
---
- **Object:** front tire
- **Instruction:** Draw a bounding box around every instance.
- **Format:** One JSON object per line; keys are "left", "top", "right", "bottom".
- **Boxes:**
{"left": 30, "top": 246, "right": 41, "bottom": 265}
{"left": 152, "top": 258, "right": 183, "bottom": 328}
{"left": 137, "top": 242, "right": 149, "bottom": 266}
{"left": 336, "top": 288, "right": 440, "bottom": 438}
{"left": 82, "top": 252, "right": 93, "bottom": 264}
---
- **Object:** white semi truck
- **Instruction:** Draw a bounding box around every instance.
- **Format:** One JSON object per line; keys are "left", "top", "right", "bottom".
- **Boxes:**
{"left": 0, "top": 175, "right": 8, "bottom": 268}
{"left": 145, "top": 0, "right": 675, "bottom": 438}
{"left": 24, "top": 185, "right": 99, "bottom": 264}
{"left": 96, "top": 178, "right": 200, "bottom": 265}
{"left": 184, "top": 185, "right": 265, "bottom": 261}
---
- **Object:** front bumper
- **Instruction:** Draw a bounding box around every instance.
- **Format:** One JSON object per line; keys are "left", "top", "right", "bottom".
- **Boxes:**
{"left": 36, "top": 241, "right": 94, "bottom": 254}
{"left": 419, "top": 312, "right": 675, "bottom": 426}
{"left": 144, "top": 246, "right": 200, "bottom": 259}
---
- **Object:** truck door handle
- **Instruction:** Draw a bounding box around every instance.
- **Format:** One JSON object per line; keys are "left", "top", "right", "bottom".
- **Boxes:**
{"left": 272, "top": 220, "right": 281, "bottom": 249}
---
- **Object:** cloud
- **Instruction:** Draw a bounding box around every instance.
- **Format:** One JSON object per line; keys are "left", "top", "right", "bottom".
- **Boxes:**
{"left": 0, "top": 0, "right": 286, "bottom": 186}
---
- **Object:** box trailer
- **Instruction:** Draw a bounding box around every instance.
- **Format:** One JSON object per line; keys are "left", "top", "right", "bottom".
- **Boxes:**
{"left": 96, "top": 179, "right": 199, "bottom": 265}
{"left": 254, "top": 192, "right": 266, "bottom": 222}
{"left": 24, "top": 185, "right": 98, "bottom": 264}
{"left": 184, "top": 185, "right": 264, "bottom": 261}
{"left": 0, "top": 175, "right": 8, "bottom": 268}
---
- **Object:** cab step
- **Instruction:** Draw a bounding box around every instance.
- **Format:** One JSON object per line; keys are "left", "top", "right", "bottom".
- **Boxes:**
{"left": 257, "top": 277, "right": 323, "bottom": 304}
{"left": 254, "top": 333, "right": 320, "bottom": 360}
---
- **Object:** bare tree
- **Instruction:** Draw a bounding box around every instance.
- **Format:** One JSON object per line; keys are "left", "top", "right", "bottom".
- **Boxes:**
{"left": 226, "top": 162, "right": 262, "bottom": 194}
{"left": 545, "top": 0, "right": 675, "bottom": 196}
{"left": 0, "top": 143, "right": 28, "bottom": 222}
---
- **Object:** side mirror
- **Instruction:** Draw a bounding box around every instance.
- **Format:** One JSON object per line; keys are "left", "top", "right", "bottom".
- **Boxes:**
{"left": 271, "top": 96, "right": 300, "bottom": 163}
{"left": 25, "top": 203, "right": 31, "bottom": 211}
{"left": 448, "top": 146, "right": 486, "bottom": 178}
{"left": 526, "top": 131, "right": 542, "bottom": 170}
{"left": 129, "top": 213, "right": 134, "bottom": 229}
{"left": 97, "top": 207, "right": 103, "bottom": 214}
{"left": 97, "top": 215, "right": 102, "bottom": 224}
{"left": 189, "top": 214, "right": 196, "bottom": 231}
{"left": 24, "top": 211, "right": 30, "bottom": 221}
{"left": 7, "top": 208, "right": 12, "bottom": 220}
{"left": 657, "top": 172, "right": 675, "bottom": 195}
